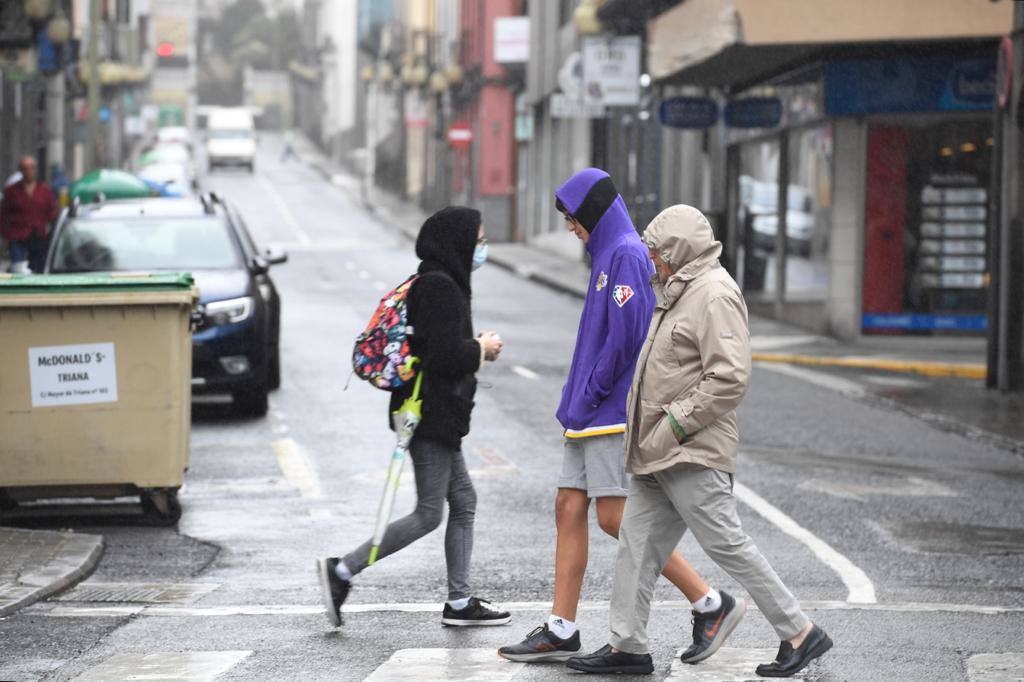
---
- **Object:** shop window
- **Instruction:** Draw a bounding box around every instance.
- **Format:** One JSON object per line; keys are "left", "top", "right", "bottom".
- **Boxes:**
{"left": 784, "top": 125, "right": 833, "bottom": 302}
{"left": 736, "top": 139, "right": 780, "bottom": 299}
{"left": 862, "top": 119, "right": 991, "bottom": 335}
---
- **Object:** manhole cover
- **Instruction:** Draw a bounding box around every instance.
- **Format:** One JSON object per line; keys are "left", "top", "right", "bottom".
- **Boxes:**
{"left": 887, "top": 522, "right": 1024, "bottom": 555}
{"left": 56, "top": 582, "right": 219, "bottom": 604}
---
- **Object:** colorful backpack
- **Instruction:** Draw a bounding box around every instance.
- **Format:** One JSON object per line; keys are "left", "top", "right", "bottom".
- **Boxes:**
{"left": 352, "top": 275, "right": 419, "bottom": 391}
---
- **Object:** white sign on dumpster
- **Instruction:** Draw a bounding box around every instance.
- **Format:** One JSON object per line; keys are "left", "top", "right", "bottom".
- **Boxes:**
{"left": 29, "top": 342, "right": 118, "bottom": 407}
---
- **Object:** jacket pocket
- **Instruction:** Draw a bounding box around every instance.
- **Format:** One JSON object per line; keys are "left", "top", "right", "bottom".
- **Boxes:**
{"left": 637, "top": 400, "right": 679, "bottom": 460}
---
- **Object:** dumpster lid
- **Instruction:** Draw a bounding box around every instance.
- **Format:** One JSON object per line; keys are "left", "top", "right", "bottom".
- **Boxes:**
{"left": 0, "top": 273, "right": 195, "bottom": 294}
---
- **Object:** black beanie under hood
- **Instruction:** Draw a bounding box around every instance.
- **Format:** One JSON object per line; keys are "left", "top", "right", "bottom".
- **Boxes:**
{"left": 415, "top": 206, "right": 482, "bottom": 295}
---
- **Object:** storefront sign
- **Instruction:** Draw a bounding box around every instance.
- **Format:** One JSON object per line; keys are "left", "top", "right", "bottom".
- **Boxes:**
{"left": 862, "top": 314, "right": 987, "bottom": 332}
{"left": 29, "top": 342, "right": 118, "bottom": 408}
{"left": 494, "top": 17, "right": 529, "bottom": 64}
{"left": 825, "top": 56, "right": 996, "bottom": 116}
{"left": 659, "top": 97, "right": 718, "bottom": 129}
{"left": 551, "top": 93, "right": 605, "bottom": 119}
{"left": 724, "top": 97, "right": 783, "bottom": 128}
{"left": 582, "top": 36, "right": 641, "bottom": 107}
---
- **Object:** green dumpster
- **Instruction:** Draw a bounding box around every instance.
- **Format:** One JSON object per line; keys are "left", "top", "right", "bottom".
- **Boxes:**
{"left": 0, "top": 273, "right": 198, "bottom": 524}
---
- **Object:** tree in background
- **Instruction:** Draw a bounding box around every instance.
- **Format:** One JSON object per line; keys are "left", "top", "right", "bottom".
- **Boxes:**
{"left": 197, "top": 0, "right": 302, "bottom": 106}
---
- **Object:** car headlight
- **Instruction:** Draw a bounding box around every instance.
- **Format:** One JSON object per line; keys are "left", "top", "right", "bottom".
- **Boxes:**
{"left": 204, "top": 296, "right": 254, "bottom": 326}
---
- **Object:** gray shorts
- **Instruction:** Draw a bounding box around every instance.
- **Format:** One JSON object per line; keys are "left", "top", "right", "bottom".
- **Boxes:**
{"left": 558, "top": 433, "right": 630, "bottom": 498}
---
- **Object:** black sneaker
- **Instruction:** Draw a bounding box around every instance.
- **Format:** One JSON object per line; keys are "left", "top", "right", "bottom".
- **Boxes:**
{"left": 498, "top": 623, "right": 581, "bottom": 662}
{"left": 566, "top": 644, "right": 655, "bottom": 675}
{"left": 680, "top": 591, "right": 747, "bottom": 664}
{"left": 441, "top": 597, "right": 511, "bottom": 627}
{"left": 316, "top": 557, "right": 350, "bottom": 627}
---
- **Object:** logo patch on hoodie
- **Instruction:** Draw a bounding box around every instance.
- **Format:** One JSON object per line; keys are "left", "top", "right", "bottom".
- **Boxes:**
{"left": 596, "top": 271, "right": 608, "bottom": 291}
{"left": 612, "top": 285, "right": 634, "bottom": 308}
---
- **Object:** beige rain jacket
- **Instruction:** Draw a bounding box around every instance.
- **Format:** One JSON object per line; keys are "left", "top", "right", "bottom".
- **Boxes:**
{"left": 624, "top": 205, "right": 752, "bottom": 475}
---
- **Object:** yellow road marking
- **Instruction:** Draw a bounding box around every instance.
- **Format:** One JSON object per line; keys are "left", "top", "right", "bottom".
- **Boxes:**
{"left": 272, "top": 438, "right": 320, "bottom": 498}
{"left": 752, "top": 352, "right": 986, "bottom": 380}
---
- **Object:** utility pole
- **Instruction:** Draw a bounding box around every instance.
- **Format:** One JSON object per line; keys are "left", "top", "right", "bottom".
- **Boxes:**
{"left": 86, "top": 0, "right": 101, "bottom": 172}
{"left": 989, "top": 3, "right": 1024, "bottom": 390}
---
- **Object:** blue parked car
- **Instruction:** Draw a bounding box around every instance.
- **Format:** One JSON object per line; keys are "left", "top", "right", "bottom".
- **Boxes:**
{"left": 44, "top": 194, "right": 285, "bottom": 416}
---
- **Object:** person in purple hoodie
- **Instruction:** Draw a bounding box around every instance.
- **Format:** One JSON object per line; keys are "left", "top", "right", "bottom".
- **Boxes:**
{"left": 499, "top": 169, "right": 736, "bottom": 665}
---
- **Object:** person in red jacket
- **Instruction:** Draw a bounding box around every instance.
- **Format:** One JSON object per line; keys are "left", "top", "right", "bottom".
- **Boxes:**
{"left": 1, "top": 156, "right": 58, "bottom": 273}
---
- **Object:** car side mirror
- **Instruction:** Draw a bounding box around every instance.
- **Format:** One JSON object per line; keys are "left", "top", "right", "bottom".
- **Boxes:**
{"left": 264, "top": 246, "right": 288, "bottom": 266}
{"left": 251, "top": 255, "right": 270, "bottom": 275}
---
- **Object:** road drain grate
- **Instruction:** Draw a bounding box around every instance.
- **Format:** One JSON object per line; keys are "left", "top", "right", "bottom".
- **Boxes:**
{"left": 55, "top": 582, "right": 220, "bottom": 604}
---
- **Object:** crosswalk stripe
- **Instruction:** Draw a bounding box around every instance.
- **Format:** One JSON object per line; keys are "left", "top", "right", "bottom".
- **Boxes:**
{"left": 365, "top": 649, "right": 517, "bottom": 681}
{"left": 44, "top": 599, "right": 1024, "bottom": 619}
{"left": 71, "top": 651, "right": 251, "bottom": 681}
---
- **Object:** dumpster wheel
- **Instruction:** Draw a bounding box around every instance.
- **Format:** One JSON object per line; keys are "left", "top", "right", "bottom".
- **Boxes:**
{"left": 141, "top": 489, "right": 182, "bottom": 526}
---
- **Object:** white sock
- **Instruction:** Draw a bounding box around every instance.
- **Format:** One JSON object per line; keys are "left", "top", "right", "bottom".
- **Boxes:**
{"left": 547, "top": 614, "right": 578, "bottom": 639}
{"left": 447, "top": 597, "right": 470, "bottom": 610}
{"left": 692, "top": 588, "right": 722, "bottom": 614}
{"left": 334, "top": 560, "right": 353, "bottom": 582}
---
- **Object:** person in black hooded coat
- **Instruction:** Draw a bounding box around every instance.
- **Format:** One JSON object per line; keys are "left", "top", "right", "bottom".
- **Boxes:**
{"left": 317, "top": 206, "right": 511, "bottom": 629}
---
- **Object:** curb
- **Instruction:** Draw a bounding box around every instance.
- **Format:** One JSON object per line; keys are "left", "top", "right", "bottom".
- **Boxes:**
{"left": 0, "top": 530, "right": 104, "bottom": 618}
{"left": 751, "top": 352, "right": 987, "bottom": 380}
{"left": 484, "top": 254, "right": 588, "bottom": 300}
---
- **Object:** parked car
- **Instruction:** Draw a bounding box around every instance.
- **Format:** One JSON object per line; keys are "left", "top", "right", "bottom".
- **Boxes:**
{"left": 739, "top": 175, "right": 816, "bottom": 256}
{"left": 44, "top": 194, "right": 285, "bottom": 416}
{"left": 137, "top": 162, "right": 194, "bottom": 197}
{"left": 157, "top": 125, "right": 192, "bottom": 151}
{"left": 206, "top": 108, "right": 257, "bottom": 172}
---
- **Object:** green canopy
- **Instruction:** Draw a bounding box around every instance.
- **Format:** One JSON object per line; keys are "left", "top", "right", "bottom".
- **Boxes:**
{"left": 70, "top": 169, "right": 155, "bottom": 203}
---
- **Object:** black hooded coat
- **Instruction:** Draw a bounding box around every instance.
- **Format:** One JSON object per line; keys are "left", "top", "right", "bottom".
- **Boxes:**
{"left": 388, "top": 206, "right": 483, "bottom": 449}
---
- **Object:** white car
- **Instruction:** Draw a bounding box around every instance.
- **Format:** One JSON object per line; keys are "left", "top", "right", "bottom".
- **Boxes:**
{"left": 157, "top": 126, "right": 192, "bottom": 149}
{"left": 138, "top": 162, "right": 194, "bottom": 197}
{"left": 206, "top": 108, "right": 257, "bottom": 172}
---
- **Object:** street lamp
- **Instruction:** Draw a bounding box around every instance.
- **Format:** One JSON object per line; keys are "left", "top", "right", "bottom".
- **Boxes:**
{"left": 24, "top": 0, "right": 52, "bottom": 21}
{"left": 428, "top": 70, "right": 448, "bottom": 94}
{"left": 46, "top": 12, "right": 71, "bottom": 45}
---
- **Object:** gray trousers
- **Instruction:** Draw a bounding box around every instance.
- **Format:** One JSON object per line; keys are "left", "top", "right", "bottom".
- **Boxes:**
{"left": 342, "top": 438, "right": 477, "bottom": 601}
{"left": 610, "top": 463, "right": 810, "bottom": 654}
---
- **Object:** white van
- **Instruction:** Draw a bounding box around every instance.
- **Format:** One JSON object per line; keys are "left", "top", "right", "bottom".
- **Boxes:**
{"left": 206, "top": 108, "right": 257, "bottom": 172}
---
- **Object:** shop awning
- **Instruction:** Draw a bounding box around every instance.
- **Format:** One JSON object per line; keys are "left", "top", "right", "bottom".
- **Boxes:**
{"left": 648, "top": 0, "right": 1014, "bottom": 88}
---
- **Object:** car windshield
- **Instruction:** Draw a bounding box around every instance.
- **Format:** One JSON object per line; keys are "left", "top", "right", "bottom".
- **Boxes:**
{"left": 50, "top": 216, "right": 241, "bottom": 273}
{"left": 208, "top": 129, "right": 252, "bottom": 139}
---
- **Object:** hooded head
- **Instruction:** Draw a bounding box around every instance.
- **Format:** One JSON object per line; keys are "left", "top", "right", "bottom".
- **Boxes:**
{"left": 554, "top": 168, "right": 636, "bottom": 254}
{"left": 642, "top": 205, "right": 722, "bottom": 284}
{"left": 415, "top": 206, "right": 482, "bottom": 294}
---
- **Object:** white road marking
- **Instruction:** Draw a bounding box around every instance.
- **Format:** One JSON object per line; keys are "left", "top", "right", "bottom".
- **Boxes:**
{"left": 799, "top": 476, "right": 959, "bottom": 501}
{"left": 863, "top": 375, "right": 929, "bottom": 389}
{"left": 755, "top": 361, "right": 866, "bottom": 397}
{"left": 511, "top": 365, "right": 540, "bottom": 380}
{"left": 667, "top": 647, "right": 804, "bottom": 680}
{"left": 72, "top": 651, "right": 251, "bottom": 681}
{"left": 45, "top": 599, "right": 1024, "bottom": 619}
{"left": 271, "top": 438, "right": 321, "bottom": 498}
{"left": 967, "top": 653, "right": 1024, "bottom": 681}
{"left": 750, "top": 334, "right": 826, "bottom": 351}
{"left": 345, "top": 261, "right": 355, "bottom": 271}
{"left": 365, "top": 649, "right": 517, "bottom": 681}
{"left": 359, "top": 270, "right": 371, "bottom": 280}
{"left": 258, "top": 176, "right": 312, "bottom": 246}
{"left": 735, "top": 482, "right": 877, "bottom": 604}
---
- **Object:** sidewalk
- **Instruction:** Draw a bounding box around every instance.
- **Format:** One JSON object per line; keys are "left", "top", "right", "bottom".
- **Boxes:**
{"left": 0, "top": 527, "right": 103, "bottom": 617}
{"left": 293, "top": 134, "right": 1022, "bottom": 451}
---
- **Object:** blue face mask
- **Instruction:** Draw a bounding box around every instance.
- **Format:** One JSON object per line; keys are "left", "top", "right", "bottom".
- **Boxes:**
{"left": 472, "top": 243, "right": 488, "bottom": 271}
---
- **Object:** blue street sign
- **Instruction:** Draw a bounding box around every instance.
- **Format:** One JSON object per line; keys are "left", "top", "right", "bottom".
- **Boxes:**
{"left": 862, "top": 313, "right": 988, "bottom": 332}
{"left": 724, "top": 97, "right": 783, "bottom": 129}
{"left": 99, "top": 106, "right": 111, "bottom": 123}
{"left": 659, "top": 97, "right": 718, "bottom": 129}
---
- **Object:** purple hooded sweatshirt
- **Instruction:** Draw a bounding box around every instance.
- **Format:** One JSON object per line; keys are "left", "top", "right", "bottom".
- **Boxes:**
{"left": 554, "top": 168, "right": 655, "bottom": 438}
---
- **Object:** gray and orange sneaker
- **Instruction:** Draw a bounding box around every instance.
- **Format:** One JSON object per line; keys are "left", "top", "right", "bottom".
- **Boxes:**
{"left": 680, "top": 591, "right": 747, "bottom": 664}
{"left": 498, "top": 623, "right": 581, "bottom": 662}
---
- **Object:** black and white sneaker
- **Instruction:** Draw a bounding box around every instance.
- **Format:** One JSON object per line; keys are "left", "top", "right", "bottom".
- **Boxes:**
{"left": 316, "top": 557, "right": 350, "bottom": 627}
{"left": 441, "top": 597, "right": 511, "bottom": 627}
{"left": 498, "top": 623, "right": 581, "bottom": 662}
{"left": 680, "top": 591, "right": 747, "bottom": 664}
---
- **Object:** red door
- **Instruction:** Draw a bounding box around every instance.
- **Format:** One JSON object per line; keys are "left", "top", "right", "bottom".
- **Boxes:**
{"left": 863, "top": 125, "right": 909, "bottom": 318}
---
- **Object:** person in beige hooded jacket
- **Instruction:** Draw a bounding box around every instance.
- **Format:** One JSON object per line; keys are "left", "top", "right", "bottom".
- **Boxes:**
{"left": 567, "top": 206, "right": 833, "bottom": 678}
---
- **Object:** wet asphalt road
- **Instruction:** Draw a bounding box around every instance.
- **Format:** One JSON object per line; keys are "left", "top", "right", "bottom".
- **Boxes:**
{"left": 1, "top": 138, "right": 1024, "bottom": 681}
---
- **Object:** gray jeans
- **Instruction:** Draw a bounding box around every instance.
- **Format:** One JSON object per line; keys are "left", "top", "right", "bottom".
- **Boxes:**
{"left": 610, "top": 463, "right": 810, "bottom": 654}
{"left": 342, "top": 438, "right": 477, "bottom": 600}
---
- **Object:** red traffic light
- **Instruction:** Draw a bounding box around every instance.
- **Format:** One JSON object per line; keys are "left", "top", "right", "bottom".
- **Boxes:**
{"left": 156, "top": 42, "right": 175, "bottom": 58}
